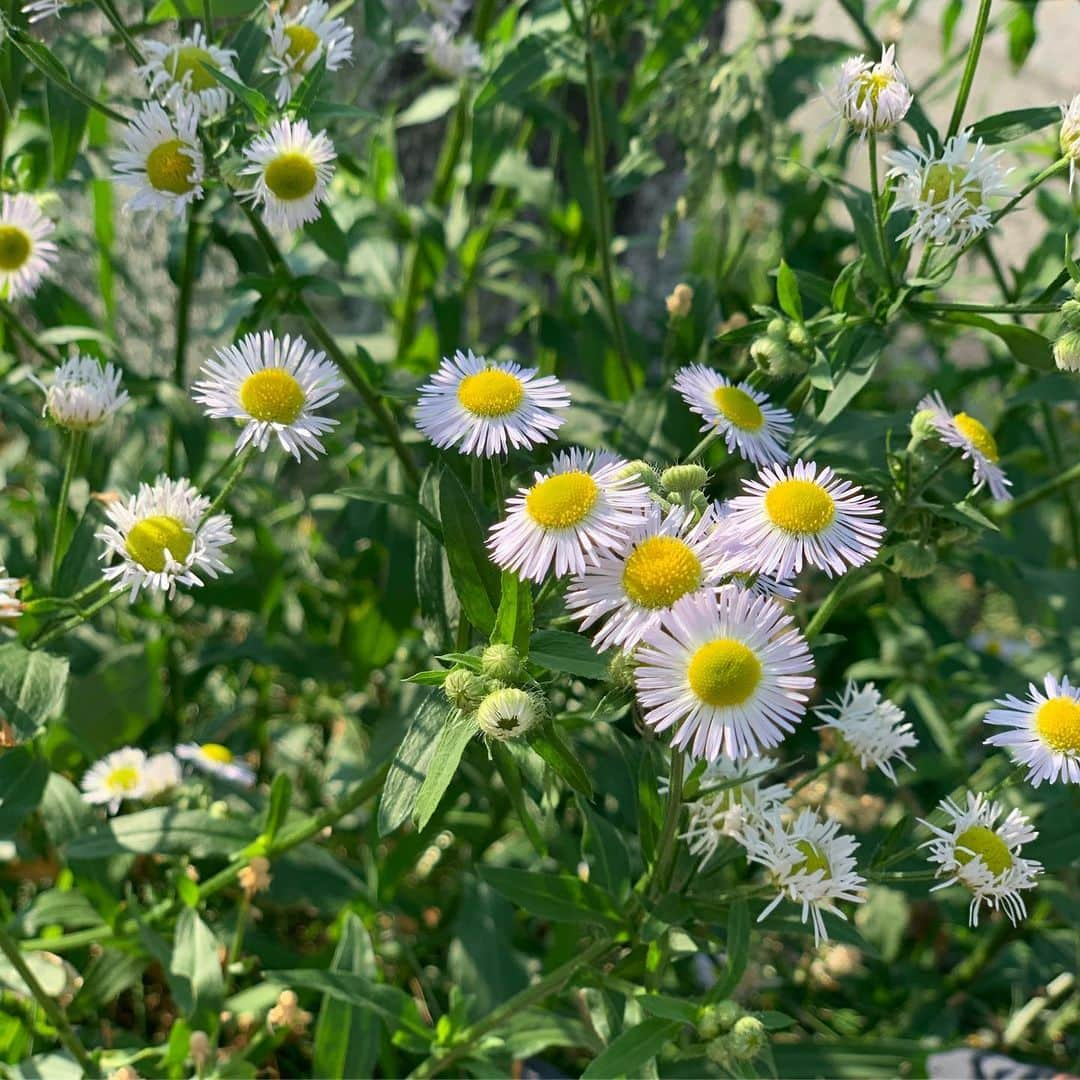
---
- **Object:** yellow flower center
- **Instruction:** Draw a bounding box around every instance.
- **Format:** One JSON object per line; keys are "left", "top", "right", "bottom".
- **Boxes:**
{"left": 764, "top": 479, "right": 836, "bottom": 535}
{"left": 167, "top": 45, "right": 219, "bottom": 92}
{"left": 239, "top": 368, "right": 306, "bottom": 423}
{"left": 0, "top": 225, "right": 32, "bottom": 271}
{"left": 106, "top": 765, "right": 140, "bottom": 793}
{"left": 793, "top": 839, "right": 832, "bottom": 878}
{"left": 1034, "top": 696, "right": 1080, "bottom": 754}
{"left": 855, "top": 70, "right": 892, "bottom": 109}
{"left": 457, "top": 369, "right": 525, "bottom": 417}
{"left": 955, "top": 825, "right": 1013, "bottom": 876}
{"left": 621, "top": 536, "right": 702, "bottom": 610}
{"left": 952, "top": 412, "right": 999, "bottom": 462}
{"left": 284, "top": 24, "right": 321, "bottom": 63}
{"left": 263, "top": 153, "right": 318, "bottom": 201}
{"left": 687, "top": 638, "right": 762, "bottom": 707}
{"left": 200, "top": 742, "right": 234, "bottom": 764}
{"left": 712, "top": 386, "right": 764, "bottom": 431}
{"left": 146, "top": 138, "right": 196, "bottom": 195}
{"left": 921, "top": 163, "right": 981, "bottom": 213}
{"left": 525, "top": 471, "right": 599, "bottom": 529}
{"left": 125, "top": 515, "right": 194, "bottom": 573}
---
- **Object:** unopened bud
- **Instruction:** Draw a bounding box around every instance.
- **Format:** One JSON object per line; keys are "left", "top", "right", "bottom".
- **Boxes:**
{"left": 1058, "top": 299, "right": 1080, "bottom": 330}
{"left": 728, "top": 1016, "right": 767, "bottom": 1060}
{"left": 480, "top": 644, "right": 524, "bottom": 683}
{"left": 1053, "top": 329, "right": 1080, "bottom": 372}
{"left": 665, "top": 283, "right": 694, "bottom": 319}
{"left": 766, "top": 317, "right": 788, "bottom": 340}
{"left": 617, "top": 459, "right": 660, "bottom": 490}
{"left": 661, "top": 464, "right": 708, "bottom": 494}
{"left": 607, "top": 650, "right": 637, "bottom": 691}
{"left": 750, "top": 336, "right": 784, "bottom": 370}
{"left": 909, "top": 408, "right": 938, "bottom": 443}
{"left": 787, "top": 324, "right": 812, "bottom": 352}
{"left": 475, "top": 688, "right": 543, "bottom": 740}
{"left": 443, "top": 668, "right": 486, "bottom": 713}
{"left": 189, "top": 1030, "right": 212, "bottom": 1070}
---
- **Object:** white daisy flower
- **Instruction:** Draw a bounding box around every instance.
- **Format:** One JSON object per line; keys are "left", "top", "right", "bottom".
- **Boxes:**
{"left": 885, "top": 131, "right": 1012, "bottom": 247}
{"left": 264, "top": 0, "right": 354, "bottom": 107}
{"left": 33, "top": 354, "right": 128, "bottom": 432}
{"left": 743, "top": 808, "right": 868, "bottom": 945}
{"left": 421, "top": 22, "right": 483, "bottom": 79}
{"left": 672, "top": 365, "right": 793, "bottom": 467}
{"left": 634, "top": 587, "right": 814, "bottom": 762}
{"left": 239, "top": 118, "right": 336, "bottom": 232}
{"left": 80, "top": 747, "right": 150, "bottom": 814}
{"left": 0, "top": 567, "right": 23, "bottom": 619}
{"left": 191, "top": 331, "right": 344, "bottom": 461}
{"left": 565, "top": 504, "right": 729, "bottom": 653}
{"left": 139, "top": 25, "right": 240, "bottom": 120}
{"left": 0, "top": 193, "right": 58, "bottom": 302}
{"left": 683, "top": 755, "right": 789, "bottom": 862}
{"left": 96, "top": 475, "right": 235, "bottom": 601}
{"left": 415, "top": 349, "right": 570, "bottom": 458}
{"left": 916, "top": 392, "right": 1011, "bottom": 501}
{"left": 721, "top": 460, "right": 884, "bottom": 581}
{"left": 21, "top": 0, "right": 63, "bottom": 21}
{"left": 711, "top": 505, "right": 800, "bottom": 601}
{"left": 1061, "top": 93, "right": 1080, "bottom": 191}
{"left": 111, "top": 101, "right": 204, "bottom": 220}
{"left": 144, "top": 752, "right": 183, "bottom": 797}
{"left": 814, "top": 680, "right": 918, "bottom": 783}
{"left": 488, "top": 448, "right": 652, "bottom": 583}
{"left": 424, "top": 0, "right": 469, "bottom": 30}
{"left": 967, "top": 630, "right": 1030, "bottom": 663}
{"left": 920, "top": 792, "right": 1042, "bottom": 927}
{"left": 177, "top": 742, "right": 256, "bottom": 787}
{"left": 828, "top": 44, "right": 912, "bottom": 135}
{"left": 984, "top": 674, "right": 1080, "bottom": 787}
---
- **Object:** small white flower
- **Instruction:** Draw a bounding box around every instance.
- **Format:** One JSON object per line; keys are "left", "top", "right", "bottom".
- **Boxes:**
{"left": 421, "top": 22, "right": 483, "bottom": 79}
{"left": 240, "top": 117, "right": 336, "bottom": 232}
{"left": 920, "top": 792, "right": 1042, "bottom": 927}
{"left": 814, "top": 680, "right": 918, "bottom": 783}
{"left": 565, "top": 504, "right": 730, "bottom": 653}
{"left": 192, "top": 330, "right": 344, "bottom": 461}
{"left": 1061, "top": 93, "right": 1080, "bottom": 191}
{"left": 984, "top": 673, "right": 1080, "bottom": 786}
{"left": 177, "top": 742, "right": 256, "bottom": 787}
{"left": 885, "top": 131, "right": 1012, "bottom": 247}
{"left": 743, "top": 808, "right": 868, "bottom": 945}
{"left": 139, "top": 25, "right": 240, "bottom": 120}
{"left": 21, "top": 0, "right": 63, "bottom": 21}
{"left": 415, "top": 349, "right": 570, "bottom": 458}
{"left": 673, "top": 365, "right": 793, "bottom": 467}
{"left": 264, "top": 0, "right": 354, "bottom": 107}
{"left": 916, "top": 391, "right": 1011, "bottom": 501}
{"left": 111, "top": 101, "right": 204, "bottom": 220}
{"left": 720, "top": 460, "right": 884, "bottom": 580}
{"left": 828, "top": 44, "right": 912, "bottom": 135}
{"left": 0, "top": 193, "right": 58, "bottom": 301}
{"left": 488, "top": 448, "right": 652, "bottom": 583}
{"left": 634, "top": 587, "right": 814, "bottom": 762}
{"left": 33, "top": 354, "right": 128, "bottom": 432}
{"left": 96, "top": 475, "right": 235, "bottom": 601}
{"left": 424, "top": 0, "right": 469, "bottom": 30}
{"left": 81, "top": 747, "right": 150, "bottom": 814}
{"left": 967, "top": 630, "right": 1030, "bottom": 663}
{"left": 0, "top": 567, "right": 23, "bottom": 619}
{"left": 144, "top": 752, "right": 183, "bottom": 797}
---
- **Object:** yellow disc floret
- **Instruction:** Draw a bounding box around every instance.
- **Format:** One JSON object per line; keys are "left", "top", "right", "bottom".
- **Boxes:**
{"left": 687, "top": 639, "right": 762, "bottom": 707}
{"left": 955, "top": 825, "right": 1013, "bottom": 876}
{"left": 167, "top": 45, "right": 218, "bottom": 92}
{"left": 712, "top": 386, "right": 764, "bottom": 431}
{"left": 239, "top": 368, "right": 306, "bottom": 423}
{"left": 284, "top": 24, "right": 321, "bottom": 64}
{"left": 622, "top": 536, "right": 703, "bottom": 610}
{"left": 525, "top": 471, "right": 599, "bottom": 529}
{"left": 921, "top": 163, "right": 981, "bottom": 213}
{"left": 0, "top": 226, "right": 31, "bottom": 271}
{"left": 855, "top": 71, "right": 892, "bottom": 110}
{"left": 201, "top": 743, "right": 234, "bottom": 764}
{"left": 146, "top": 139, "right": 196, "bottom": 195}
{"left": 764, "top": 479, "right": 836, "bottom": 535}
{"left": 125, "top": 515, "right": 194, "bottom": 573}
{"left": 457, "top": 369, "right": 525, "bottom": 417}
{"left": 263, "top": 153, "right": 318, "bottom": 200}
{"left": 952, "top": 412, "right": 999, "bottom": 462}
{"left": 793, "top": 839, "right": 832, "bottom": 878}
{"left": 106, "top": 765, "right": 140, "bottom": 792}
{"left": 1034, "top": 696, "right": 1080, "bottom": 754}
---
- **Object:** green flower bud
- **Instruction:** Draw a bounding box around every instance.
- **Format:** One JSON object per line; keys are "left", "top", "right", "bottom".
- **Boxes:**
{"left": 890, "top": 540, "right": 937, "bottom": 579}
{"left": 1053, "top": 329, "right": 1080, "bottom": 372}
{"left": 909, "top": 408, "right": 938, "bottom": 443}
{"left": 766, "top": 317, "right": 788, "bottom": 340}
{"left": 443, "top": 668, "right": 486, "bottom": 713}
{"left": 617, "top": 459, "right": 661, "bottom": 490}
{"left": 768, "top": 345, "right": 809, "bottom": 379}
{"left": 661, "top": 463, "right": 709, "bottom": 495}
{"left": 690, "top": 490, "right": 710, "bottom": 514}
{"left": 787, "top": 323, "right": 812, "bottom": 351}
{"left": 606, "top": 649, "right": 637, "bottom": 692}
{"left": 475, "top": 687, "right": 543, "bottom": 740}
{"left": 728, "top": 1016, "right": 767, "bottom": 1061}
{"left": 705, "top": 1036, "right": 733, "bottom": 1067}
{"left": 750, "top": 335, "right": 784, "bottom": 370}
{"left": 480, "top": 644, "right": 524, "bottom": 683}
{"left": 1058, "top": 299, "right": 1080, "bottom": 330}
{"left": 711, "top": 999, "right": 745, "bottom": 1032}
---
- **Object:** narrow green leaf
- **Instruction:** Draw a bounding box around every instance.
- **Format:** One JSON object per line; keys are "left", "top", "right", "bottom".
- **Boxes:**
{"left": 168, "top": 909, "right": 224, "bottom": 1030}
{"left": 529, "top": 630, "right": 607, "bottom": 679}
{"left": 413, "top": 710, "right": 478, "bottom": 830}
{"left": 967, "top": 106, "right": 1061, "bottom": 144}
{"left": 935, "top": 312, "right": 1053, "bottom": 371}
{"left": 581, "top": 1017, "right": 681, "bottom": 1078}
{"left": 477, "top": 866, "right": 623, "bottom": 930}
{"left": 492, "top": 571, "right": 533, "bottom": 653}
{"left": 776, "top": 259, "right": 803, "bottom": 321}
{"left": 529, "top": 722, "right": 593, "bottom": 796}
{"left": 710, "top": 899, "right": 750, "bottom": 999}
{"left": 66, "top": 809, "right": 257, "bottom": 860}
{"left": 377, "top": 694, "right": 450, "bottom": 837}
{"left": 490, "top": 741, "right": 546, "bottom": 856}
{"left": 262, "top": 774, "right": 292, "bottom": 843}
{"left": 439, "top": 468, "right": 500, "bottom": 635}
{"left": 269, "top": 970, "right": 427, "bottom": 1036}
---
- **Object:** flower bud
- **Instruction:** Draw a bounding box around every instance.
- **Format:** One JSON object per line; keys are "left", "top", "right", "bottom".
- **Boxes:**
{"left": 189, "top": 1030, "right": 212, "bottom": 1070}
{"left": 705, "top": 1036, "right": 733, "bottom": 1067}
{"left": 750, "top": 335, "right": 784, "bottom": 370}
{"left": 787, "top": 324, "right": 812, "bottom": 352}
{"left": 766, "top": 317, "right": 788, "bottom": 340}
{"left": 617, "top": 459, "right": 660, "bottom": 491}
{"left": 909, "top": 408, "right": 938, "bottom": 443}
{"left": 1060, "top": 93, "right": 1080, "bottom": 168}
{"left": 443, "top": 668, "right": 486, "bottom": 713}
{"left": 890, "top": 540, "right": 937, "bottom": 579}
{"left": 1058, "top": 299, "right": 1080, "bottom": 330}
{"left": 660, "top": 464, "right": 708, "bottom": 495}
{"left": 607, "top": 649, "right": 637, "bottom": 692}
{"left": 665, "top": 283, "right": 694, "bottom": 319}
{"left": 480, "top": 644, "right": 524, "bottom": 683}
{"left": 475, "top": 687, "right": 543, "bottom": 740}
{"left": 728, "top": 1016, "right": 767, "bottom": 1060}
{"left": 1053, "top": 329, "right": 1080, "bottom": 372}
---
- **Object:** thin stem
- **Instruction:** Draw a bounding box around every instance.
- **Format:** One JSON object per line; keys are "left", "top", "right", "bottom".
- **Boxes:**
{"left": 649, "top": 749, "right": 684, "bottom": 899}
{"left": 1039, "top": 404, "right": 1080, "bottom": 565}
{"left": 867, "top": 133, "right": 895, "bottom": 291}
{"left": 0, "top": 302, "right": 62, "bottom": 364}
{"left": 994, "top": 459, "right": 1080, "bottom": 517}
{"left": 803, "top": 571, "right": 861, "bottom": 642}
{"left": 908, "top": 299, "right": 1059, "bottom": 315}
{"left": 945, "top": 0, "right": 991, "bottom": 140}
{"left": 491, "top": 457, "right": 507, "bottom": 512}
{"left": 30, "top": 590, "right": 119, "bottom": 649}
{"left": 685, "top": 431, "right": 719, "bottom": 463}
{"left": 790, "top": 751, "right": 848, "bottom": 794}
{"left": 201, "top": 0, "right": 214, "bottom": 39}
{"left": 92, "top": 0, "right": 146, "bottom": 65}
{"left": 167, "top": 205, "right": 199, "bottom": 477}
{"left": 49, "top": 431, "right": 83, "bottom": 592}
{"left": 203, "top": 444, "right": 256, "bottom": 522}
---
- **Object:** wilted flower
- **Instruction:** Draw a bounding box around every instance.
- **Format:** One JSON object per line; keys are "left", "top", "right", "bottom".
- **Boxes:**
{"left": 829, "top": 44, "right": 913, "bottom": 135}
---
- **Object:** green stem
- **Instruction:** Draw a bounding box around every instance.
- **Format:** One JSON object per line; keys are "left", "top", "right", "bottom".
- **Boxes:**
{"left": 867, "top": 133, "right": 894, "bottom": 291}
{"left": 803, "top": 571, "right": 861, "bottom": 642}
{"left": 203, "top": 444, "right": 256, "bottom": 521}
{"left": 201, "top": 0, "right": 213, "bottom": 38}
{"left": 491, "top": 457, "right": 507, "bottom": 512}
{"left": 0, "top": 302, "right": 62, "bottom": 364}
{"left": 790, "top": 750, "right": 848, "bottom": 794}
{"left": 167, "top": 205, "right": 199, "bottom": 477}
{"left": 685, "top": 431, "right": 719, "bottom": 463}
{"left": 908, "top": 299, "right": 1059, "bottom": 315}
{"left": 30, "top": 590, "right": 119, "bottom": 650}
{"left": 945, "top": 0, "right": 991, "bottom": 140}
{"left": 92, "top": 0, "right": 146, "bottom": 65}
{"left": 649, "top": 749, "right": 684, "bottom": 899}
{"left": 1039, "top": 404, "right": 1080, "bottom": 565}
{"left": 49, "top": 431, "right": 83, "bottom": 592}
{"left": 993, "top": 459, "right": 1080, "bottom": 517}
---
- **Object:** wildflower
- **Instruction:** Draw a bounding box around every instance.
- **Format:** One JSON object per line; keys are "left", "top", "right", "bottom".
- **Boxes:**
{"left": 916, "top": 391, "right": 1011, "bottom": 501}
{"left": 0, "top": 568, "right": 23, "bottom": 619}
{"left": 634, "top": 587, "right": 814, "bottom": 762}
{"left": 144, "top": 752, "right": 183, "bottom": 797}
{"left": 177, "top": 742, "right": 256, "bottom": 787}
{"left": 488, "top": 448, "right": 652, "bottom": 582}
{"left": 480, "top": 644, "right": 524, "bottom": 683}
{"left": 0, "top": 193, "right": 58, "bottom": 301}
{"left": 111, "top": 102, "right": 204, "bottom": 219}
{"left": 421, "top": 23, "right": 483, "bottom": 79}
{"left": 920, "top": 792, "right": 1042, "bottom": 927}
{"left": 81, "top": 747, "right": 150, "bottom": 813}
{"left": 666, "top": 283, "right": 694, "bottom": 318}
{"left": 814, "top": 680, "right": 918, "bottom": 783}
{"left": 267, "top": 989, "right": 311, "bottom": 1034}
{"left": 139, "top": 25, "right": 240, "bottom": 119}
{"left": 35, "top": 354, "right": 128, "bottom": 431}
{"left": 475, "top": 687, "right": 543, "bottom": 740}
{"left": 1053, "top": 329, "right": 1080, "bottom": 372}
{"left": 239, "top": 855, "right": 272, "bottom": 898}
{"left": 415, "top": 349, "right": 570, "bottom": 458}
{"left": 1061, "top": 93, "right": 1080, "bottom": 191}
{"left": 828, "top": 44, "right": 912, "bottom": 134}
{"left": 660, "top": 464, "right": 709, "bottom": 495}
{"left": 21, "top": 0, "right": 63, "bottom": 21}
{"left": 720, "top": 460, "right": 884, "bottom": 580}
{"left": 192, "top": 331, "right": 344, "bottom": 461}
{"left": 443, "top": 668, "right": 487, "bottom": 712}
{"left": 984, "top": 674, "right": 1080, "bottom": 786}
{"left": 264, "top": 0, "right": 354, "bottom": 108}
{"left": 240, "top": 118, "right": 335, "bottom": 231}
{"left": 96, "top": 476, "right": 235, "bottom": 601}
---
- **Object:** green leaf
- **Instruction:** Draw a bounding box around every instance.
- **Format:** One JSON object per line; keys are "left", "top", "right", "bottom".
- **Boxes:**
{"left": 581, "top": 1017, "right": 681, "bottom": 1078}
{"left": 529, "top": 630, "right": 607, "bottom": 679}
{"left": 66, "top": 808, "right": 257, "bottom": 860}
{"left": 492, "top": 571, "right": 533, "bottom": 653}
{"left": 490, "top": 742, "right": 547, "bottom": 856}
{"left": 416, "top": 467, "right": 455, "bottom": 649}
{"left": 396, "top": 85, "right": 459, "bottom": 128}
{"left": 710, "top": 899, "right": 750, "bottom": 999}
{"left": 967, "top": 106, "right": 1061, "bottom": 144}
{"left": 935, "top": 312, "right": 1053, "bottom": 371}
{"left": 579, "top": 799, "right": 632, "bottom": 900}
{"left": 205, "top": 64, "right": 269, "bottom": 123}
{"left": 262, "top": 774, "right": 292, "bottom": 843}
{"left": 1006, "top": 3, "right": 1036, "bottom": 70}
{"left": 529, "top": 722, "right": 594, "bottom": 796}
{"left": 771, "top": 1039, "right": 928, "bottom": 1078}
{"left": 413, "top": 709, "right": 478, "bottom": 830}
{"left": 269, "top": 970, "right": 427, "bottom": 1037}
{"left": 0, "top": 644, "right": 69, "bottom": 742}
{"left": 377, "top": 693, "right": 451, "bottom": 837}
{"left": 439, "top": 468, "right": 501, "bottom": 635}
{"left": 148, "top": 0, "right": 260, "bottom": 18}
{"left": 0, "top": 748, "right": 49, "bottom": 834}
{"left": 168, "top": 909, "right": 224, "bottom": 1030}
{"left": 477, "top": 866, "right": 623, "bottom": 929}
{"left": 636, "top": 995, "right": 700, "bottom": 1024}
{"left": 776, "top": 259, "right": 803, "bottom": 321}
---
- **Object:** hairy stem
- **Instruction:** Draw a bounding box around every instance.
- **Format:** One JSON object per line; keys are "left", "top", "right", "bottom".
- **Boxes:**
{"left": 49, "top": 431, "right": 83, "bottom": 592}
{"left": 945, "top": 0, "right": 992, "bottom": 140}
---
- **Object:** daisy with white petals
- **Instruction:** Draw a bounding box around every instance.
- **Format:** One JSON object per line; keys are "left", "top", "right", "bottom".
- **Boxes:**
{"left": 634, "top": 587, "right": 814, "bottom": 762}
{"left": 81, "top": 747, "right": 150, "bottom": 814}
{"left": 673, "top": 365, "right": 793, "bottom": 466}
{"left": 0, "top": 568, "right": 23, "bottom": 619}
{"left": 240, "top": 118, "right": 336, "bottom": 231}
{"left": 415, "top": 349, "right": 570, "bottom": 457}
{"left": 722, "top": 460, "right": 884, "bottom": 580}
{"left": 565, "top": 504, "right": 728, "bottom": 652}
{"left": 139, "top": 25, "right": 239, "bottom": 119}
{"left": 265, "top": 0, "right": 354, "bottom": 107}
{"left": 0, "top": 193, "right": 58, "bottom": 301}
{"left": 144, "top": 753, "right": 183, "bottom": 797}
{"left": 828, "top": 44, "right": 912, "bottom": 135}
{"left": 96, "top": 476, "right": 234, "bottom": 601}
{"left": 421, "top": 23, "right": 483, "bottom": 79}
{"left": 177, "top": 742, "right": 256, "bottom": 787}
{"left": 488, "top": 449, "right": 652, "bottom": 582}
{"left": 742, "top": 808, "right": 867, "bottom": 945}
{"left": 112, "top": 102, "right": 204, "bottom": 219}
{"left": 21, "top": 0, "right": 63, "bottom": 21}
{"left": 916, "top": 392, "right": 1011, "bottom": 501}
{"left": 192, "top": 331, "right": 344, "bottom": 461}
{"left": 1060, "top": 93, "right": 1080, "bottom": 191}
{"left": 34, "top": 354, "right": 128, "bottom": 432}
{"left": 984, "top": 674, "right": 1080, "bottom": 786}
{"left": 815, "top": 680, "right": 917, "bottom": 783}
{"left": 920, "top": 793, "right": 1042, "bottom": 927}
